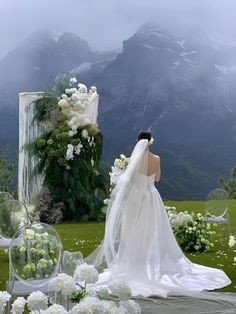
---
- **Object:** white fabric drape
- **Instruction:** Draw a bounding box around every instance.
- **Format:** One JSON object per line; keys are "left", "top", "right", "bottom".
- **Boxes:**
{"left": 18, "top": 92, "right": 44, "bottom": 204}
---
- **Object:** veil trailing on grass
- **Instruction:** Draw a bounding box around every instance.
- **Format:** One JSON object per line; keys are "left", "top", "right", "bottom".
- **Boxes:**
{"left": 85, "top": 139, "right": 149, "bottom": 268}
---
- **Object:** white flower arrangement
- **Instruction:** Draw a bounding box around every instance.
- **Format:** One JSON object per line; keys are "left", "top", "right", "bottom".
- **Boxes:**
{"left": 65, "top": 144, "right": 75, "bottom": 160}
{"left": 75, "top": 143, "right": 83, "bottom": 156}
{"left": 109, "top": 154, "right": 129, "bottom": 187}
{"left": 108, "top": 280, "right": 132, "bottom": 300}
{"left": 173, "top": 211, "right": 216, "bottom": 252}
{"left": 70, "top": 296, "right": 102, "bottom": 314}
{"left": 11, "top": 297, "right": 26, "bottom": 314}
{"left": 41, "top": 304, "right": 68, "bottom": 314}
{"left": 58, "top": 78, "right": 98, "bottom": 138}
{"left": 100, "top": 300, "right": 117, "bottom": 314}
{"left": 0, "top": 291, "right": 11, "bottom": 314}
{"left": 74, "top": 263, "right": 99, "bottom": 284}
{"left": 0, "top": 276, "right": 141, "bottom": 313}
{"left": 65, "top": 143, "right": 83, "bottom": 161}
{"left": 49, "top": 273, "right": 77, "bottom": 296}
{"left": 27, "top": 291, "right": 48, "bottom": 311}
{"left": 166, "top": 206, "right": 192, "bottom": 229}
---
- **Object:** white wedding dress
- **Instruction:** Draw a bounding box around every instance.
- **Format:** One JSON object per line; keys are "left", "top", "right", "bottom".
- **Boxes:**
{"left": 86, "top": 139, "right": 231, "bottom": 300}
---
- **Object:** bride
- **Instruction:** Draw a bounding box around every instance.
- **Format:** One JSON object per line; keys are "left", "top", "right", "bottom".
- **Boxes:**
{"left": 86, "top": 131, "right": 231, "bottom": 298}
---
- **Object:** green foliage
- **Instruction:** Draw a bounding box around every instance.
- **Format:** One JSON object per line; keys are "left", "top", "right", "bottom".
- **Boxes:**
{"left": 25, "top": 91, "right": 106, "bottom": 221}
{"left": 174, "top": 213, "right": 216, "bottom": 252}
{"left": 219, "top": 165, "right": 236, "bottom": 199}
{"left": 0, "top": 158, "right": 13, "bottom": 192}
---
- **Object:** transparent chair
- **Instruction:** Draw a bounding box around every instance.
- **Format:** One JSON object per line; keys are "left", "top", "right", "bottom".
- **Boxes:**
{"left": 204, "top": 189, "right": 231, "bottom": 242}
{"left": 0, "top": 200, "right": 28, "bottom": 248}
{"left": 7, "top": 221, "right": 63, "bottom": 295}
{"left": 62, "top": 250, "right": 83, "bottom": 276}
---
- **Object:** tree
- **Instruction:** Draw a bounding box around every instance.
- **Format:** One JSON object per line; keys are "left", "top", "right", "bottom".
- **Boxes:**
{"left": 219, "top": 165, "right": 236, "bottom": 199}
{"left": 0, "top": 158, "right": 13, "bottom": 192}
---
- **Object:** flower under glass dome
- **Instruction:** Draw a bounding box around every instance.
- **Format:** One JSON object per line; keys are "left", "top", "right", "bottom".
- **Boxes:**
{"left": 9, "top": 222, "right": 62, "bottom": 287}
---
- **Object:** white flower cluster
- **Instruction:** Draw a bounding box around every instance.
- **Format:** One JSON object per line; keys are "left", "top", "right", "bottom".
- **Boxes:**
{"left": 70, "top": 295, "right": 141, "bottom": 314}
{"left": 0, "top": 275, "right": 141, "bottom": 314}
{"left": 41, "top": 304, "right": 68, "bottom": 314}
{"left": 49, "top": 273, "right": 77, "bottom": 296}
{"left": 11, "top": 297, "right": 26, "bottom": 314}
{"left": 74, "top": 263, "right": 99, "bottom": 284}
{"left": 27, "top": 291, "right": 48, "bottom": 311}
{"left": 108, "top": 280, "right": 132, "bottom": 300}
{"left": 0, "top": 291, "right": 11, "bottom": 314}
{"left": 58, "top": 77, "right": 97, "bottom": 138}
{"left": 109, "top": 154, "right": 129, "bottom": 187}
{"left": 65, "top": 143, "right": 83, "bottom": 161}
{"left": 166, "top": 206, "right": 192, "bottom": 229}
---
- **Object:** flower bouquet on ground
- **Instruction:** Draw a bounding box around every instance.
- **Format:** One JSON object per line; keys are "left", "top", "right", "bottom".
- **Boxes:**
{"left": 1, "top": 262, "right": 141, "bottom": 313}
{"left": 166, "top": 207, "right": 217, "bottom": 252}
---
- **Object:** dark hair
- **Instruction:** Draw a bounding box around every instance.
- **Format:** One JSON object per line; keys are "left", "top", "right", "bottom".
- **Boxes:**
{"left": 137, "top": 131, "right": 151, "bottom": 142}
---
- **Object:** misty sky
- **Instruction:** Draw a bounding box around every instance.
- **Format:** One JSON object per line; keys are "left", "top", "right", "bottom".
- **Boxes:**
{"left": 1, "top": 0, "right": 236, "bottom": 59}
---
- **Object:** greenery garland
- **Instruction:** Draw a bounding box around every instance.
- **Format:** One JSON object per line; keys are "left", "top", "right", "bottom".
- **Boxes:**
{"left": 25, "top": 77, "right": 106, "bottom": 222}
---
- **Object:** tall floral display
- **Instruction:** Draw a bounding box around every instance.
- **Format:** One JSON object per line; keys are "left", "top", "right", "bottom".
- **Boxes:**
{"left": 25, "top": 77, "right": 105, "bottom": 222}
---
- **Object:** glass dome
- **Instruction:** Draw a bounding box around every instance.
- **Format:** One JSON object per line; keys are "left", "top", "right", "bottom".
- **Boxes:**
{"left": 0, "top": 200, "right": 28, "bottom": 238}
{"left": 9, "top": 222, "right": 63, "bottom": 287}
{"left": 0, "top": 191, "right": 14, "bottom": 204}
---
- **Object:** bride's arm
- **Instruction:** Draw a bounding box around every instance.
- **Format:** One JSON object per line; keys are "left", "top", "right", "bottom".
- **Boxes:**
{"left": 155, "top": 156, "right": 161, "bottom": 182}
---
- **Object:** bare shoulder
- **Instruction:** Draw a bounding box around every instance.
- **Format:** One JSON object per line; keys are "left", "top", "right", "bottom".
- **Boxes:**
{"left": 150, "top": 152, "right": 160, "bottom": 160}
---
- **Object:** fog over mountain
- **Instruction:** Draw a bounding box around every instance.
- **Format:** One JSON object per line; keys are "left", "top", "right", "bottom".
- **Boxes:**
{"left": 1, "top": 0, "right": 236, "bottom": 199}
{"left": 1, "top": 0, "right": 236, "bottom": 59}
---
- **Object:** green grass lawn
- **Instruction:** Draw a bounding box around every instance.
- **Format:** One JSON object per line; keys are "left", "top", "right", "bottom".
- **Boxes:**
{"left": 0, "top": 200, "right": 236, "bottom": 292}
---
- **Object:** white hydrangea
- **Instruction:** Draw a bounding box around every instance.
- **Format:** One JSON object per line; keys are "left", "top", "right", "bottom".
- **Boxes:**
{"left": 166, "top": 208, "right": 192, "bottom": 229}
{"left": 108, "top": 280, "right": 132, "bottom": 300}
{"left": 96, "top": 287, "right": 110, "bottom": 299}
{"left": 41, "top": 304, "right": 67, "bottom": 314}
{"left": 100, "top": 300, "right": 117, "bottom": 314}
{"left": 78, "top": 83, "right": 88, "bottom": 93}
{"left": 90, "top": 86, "right": 97, "bottom": 93}
{"left": 27, "top": 291, "right": 48, "bottom": 311}
{"left": 49, "top": 273, "right": 76, "bottom": 296}
{"left": 118, "top": 300, "right": 141, "bottom": 314}
{"left": 74, "top": 263, "right": 99, "bottom": 284}
{"left": 66, "top": 144, "right": 74, "bottom": 161}
{"left": 70, "top": 77, "right": 77, "bottom": 84}
{"left": 11, "top": 297, "right": 26, "bottom": 314}
{"left": 0, "top": 291, "right": 11, "bottom": 313}
{"left": 70, "top": 296, "right": 101, "bottom": 314}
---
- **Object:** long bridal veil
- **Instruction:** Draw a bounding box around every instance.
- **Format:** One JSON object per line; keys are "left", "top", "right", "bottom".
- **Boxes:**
{"left": 86, "top": 139, "right": 149, "bottom": 268}
{"left": 85, "top": 139, "right": 236, "bottom": 312}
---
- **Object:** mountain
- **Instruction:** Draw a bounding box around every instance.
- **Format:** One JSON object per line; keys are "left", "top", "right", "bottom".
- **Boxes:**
{"left": 1, "top": 25, "right": 236, "bottom": 199}
{"left": 0, "top": 30, "right": 101, "bottom": 144}
{"left": 78, "top": 23, "right": 236, "bottom": 199}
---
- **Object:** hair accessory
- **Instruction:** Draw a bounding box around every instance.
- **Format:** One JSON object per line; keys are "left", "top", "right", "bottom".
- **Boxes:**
{"left": 148, "top": 137, "right": 154, "bottom": 145}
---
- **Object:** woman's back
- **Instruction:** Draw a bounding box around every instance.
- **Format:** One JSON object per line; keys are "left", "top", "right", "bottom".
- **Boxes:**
{"left": 147, "top": 152, "right": 161, "bottom": 181}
